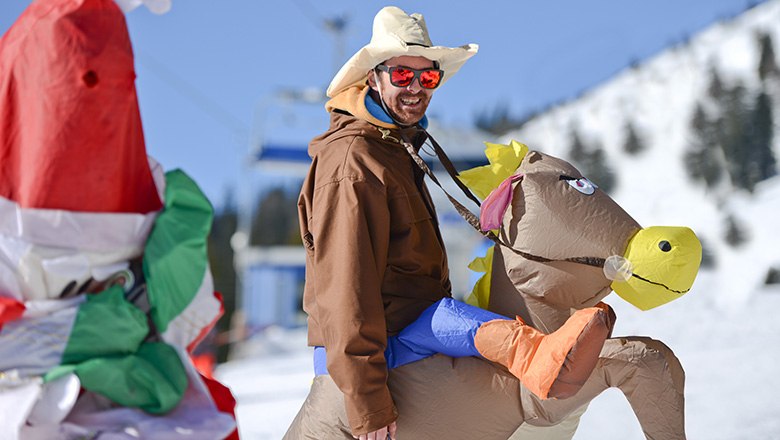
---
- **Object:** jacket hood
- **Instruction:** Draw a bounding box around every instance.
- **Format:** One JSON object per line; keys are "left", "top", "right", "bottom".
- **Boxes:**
{"left": 325, "top": 84, "right": 395, "bottom": 129}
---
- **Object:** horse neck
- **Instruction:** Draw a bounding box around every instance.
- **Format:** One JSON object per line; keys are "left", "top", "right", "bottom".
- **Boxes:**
{"left": 488, "top": 246, "right": 571, "bottom": 333}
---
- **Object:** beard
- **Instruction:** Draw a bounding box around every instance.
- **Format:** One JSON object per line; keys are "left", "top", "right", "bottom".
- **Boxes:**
{"left": 386, "top": 92, "right": 431, "bottom": 126}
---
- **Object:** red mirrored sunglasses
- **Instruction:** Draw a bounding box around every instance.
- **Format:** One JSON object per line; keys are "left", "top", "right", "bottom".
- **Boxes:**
{"left": 375, "top": 65, "right": 444, "bottom": 89}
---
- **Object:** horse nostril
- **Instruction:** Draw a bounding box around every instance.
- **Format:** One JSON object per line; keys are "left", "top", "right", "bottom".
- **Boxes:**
{"left": 659, "top": 240, "right": 672, "bottom": 252}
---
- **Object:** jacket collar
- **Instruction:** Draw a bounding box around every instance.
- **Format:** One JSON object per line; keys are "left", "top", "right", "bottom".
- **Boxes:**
{"left": 364, "top": 91, "right": 429, "bottom": 129}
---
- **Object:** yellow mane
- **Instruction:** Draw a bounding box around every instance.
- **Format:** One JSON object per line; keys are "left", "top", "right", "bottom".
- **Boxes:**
{"left": 458, "top": 140, "right": 529, "bottom": 200}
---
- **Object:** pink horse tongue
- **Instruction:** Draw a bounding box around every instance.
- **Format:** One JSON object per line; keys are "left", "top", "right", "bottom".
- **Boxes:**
{"left": 0, "top": 0, "right": 162, "bottom": 214}
{"left": 480, "top": 174, "right": 523, "bottom": 232}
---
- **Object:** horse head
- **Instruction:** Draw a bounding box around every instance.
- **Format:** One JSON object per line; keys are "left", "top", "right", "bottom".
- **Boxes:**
{"left": 461, "top": 141, "right": 702, "bottom": 331}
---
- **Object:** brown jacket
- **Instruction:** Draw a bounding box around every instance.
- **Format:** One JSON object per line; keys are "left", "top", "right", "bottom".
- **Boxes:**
{"left": 297, "top": 85, "right": 452, "bottom": 434}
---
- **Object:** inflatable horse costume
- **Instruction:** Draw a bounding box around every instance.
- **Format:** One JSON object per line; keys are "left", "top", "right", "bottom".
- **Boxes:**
{"left": 398, "top": 141, "right": 702, "bottom": 439}
{"left": 290, "top": 139, "right": 702, "bottom": 440}
{"left": 462, "top": 141, "right": 702, "bottom": 439}
{"left": 0, "top": 0, "right": 236, "bottom": 438}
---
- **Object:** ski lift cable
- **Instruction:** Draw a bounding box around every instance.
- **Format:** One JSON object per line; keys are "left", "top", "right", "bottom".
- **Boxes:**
{"left": 290, "top": 0, "right": 348, "bottom": 73}
{"left": 135, "top": 50, "right": 249, "bottom": 150}
{"left": 289, "top": 0, "right": 329, "bottom": 32}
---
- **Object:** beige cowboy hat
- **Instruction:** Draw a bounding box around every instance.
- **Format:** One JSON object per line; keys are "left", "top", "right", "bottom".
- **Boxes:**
{"left": 326, "top": 6, "right": 479, "bottom": 97}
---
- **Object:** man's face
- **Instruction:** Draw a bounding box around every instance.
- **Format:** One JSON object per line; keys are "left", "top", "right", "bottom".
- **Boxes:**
{"left": 368, "top": 55, "right": 436, "bottom": 125}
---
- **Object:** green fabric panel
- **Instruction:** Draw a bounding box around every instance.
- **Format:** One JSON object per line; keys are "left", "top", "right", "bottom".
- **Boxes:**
{"left": 73, "top": 342, "right": 188, "bottom": 414}
{"left": 43, "top": 364, "right": 76, "bottom": 383}
{"left": 143, "top": 170, "right": 213, "bottom": 334}
{"left": 61, "top": 286, "right": 148, "bottom": 365}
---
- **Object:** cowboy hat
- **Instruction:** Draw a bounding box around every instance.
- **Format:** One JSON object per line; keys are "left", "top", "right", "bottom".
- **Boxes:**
{"left": 326, "top": 6, "right": 478, "bottom": 97}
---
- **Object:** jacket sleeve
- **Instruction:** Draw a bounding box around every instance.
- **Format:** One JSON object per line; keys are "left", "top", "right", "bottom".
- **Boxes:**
{"left": 308, "top": 169, "right": 396, "bottom": 435}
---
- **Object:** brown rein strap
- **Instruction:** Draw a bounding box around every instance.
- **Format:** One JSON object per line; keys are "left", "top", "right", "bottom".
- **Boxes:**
{"left": 381, "top": 127, "right": 485, "bottom": 238}
{"left": 389, "top": 126, "right": 603, "bottom": 268}
{"left": 424, "top": 133, "right": 484, "bottom": 208}
{"left": 387, "top": 126, "right": 688, "bottom": 294}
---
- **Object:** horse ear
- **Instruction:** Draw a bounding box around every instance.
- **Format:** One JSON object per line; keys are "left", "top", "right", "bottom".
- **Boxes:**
{"left": 524, "top": 150, "right": 542, "bottom": 164}
{"left": 459, "top": 140, "right": 529, "bottom": 200}
{"left": 480, "top": 174, "right": 523, "bottom": 231}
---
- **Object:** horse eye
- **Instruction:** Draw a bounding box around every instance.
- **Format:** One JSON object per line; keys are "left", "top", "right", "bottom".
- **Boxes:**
{"left": 561, "top": 176, "right": 597, "bottom": 195}
{"left": 659, "top": 240, "right": 672, "bottom": 252}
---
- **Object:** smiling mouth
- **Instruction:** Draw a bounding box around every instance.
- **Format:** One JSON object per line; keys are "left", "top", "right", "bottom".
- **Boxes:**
{"left": 399, "top": 96, "right": 422, "bottom": 106}
{"left": 630, "top": 273, "right": 689, "bottom": 294}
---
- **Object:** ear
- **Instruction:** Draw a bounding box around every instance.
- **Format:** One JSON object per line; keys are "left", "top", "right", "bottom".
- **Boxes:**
{"left": 480, "top": 174, "right": 523, "bottom": 231}
{"left": 367, "top": 69, "right": 379, "bottom": 92}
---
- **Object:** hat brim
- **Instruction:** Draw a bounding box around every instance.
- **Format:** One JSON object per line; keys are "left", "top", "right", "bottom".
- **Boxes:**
{"left": 327, "top": 42, "right": 478, "bottom": 98}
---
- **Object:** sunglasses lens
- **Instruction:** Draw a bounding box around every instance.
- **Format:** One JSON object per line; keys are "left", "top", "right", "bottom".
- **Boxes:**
{"left": 419, "top": 70, "right": 442, "bottom": 89}
{"left": 390, "top": 67, "right": 415, "bottom": 87}
{"left": 385, "top": 66, "right": 442, "bottom": 89}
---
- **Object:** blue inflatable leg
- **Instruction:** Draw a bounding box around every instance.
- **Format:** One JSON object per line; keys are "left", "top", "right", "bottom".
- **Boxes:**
{"left": 385, "top": 298, "right": 508, "bottom": 369}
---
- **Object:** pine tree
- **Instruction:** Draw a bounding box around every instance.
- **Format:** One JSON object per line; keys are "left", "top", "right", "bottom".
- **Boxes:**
{"left": 719, "top": 84, "right": 751, "bottom": 190}
{"left": 757, "top": 32, "right": 779, "bottom": 82}
{"left": 474, "top": 102, "right": 511, "bottom": 135}
{"left": 474, "top": 102, "right": 536, "bottom": 135}
{"left": 567, "top": 128, "right": 616, "bottom": 193}
{"left": 723, "top": 214, "right": 749, "bottom": 247}
{"left": 740, "top": 91, "right": 777, "bottom": 191}
{"left": 707, "top": 67, "right": 725, "bottom": 102}
{"left": 698, "top": 236, "right": 716, "bottom": 269}
{"left": 754, "top": 91, "right": 777, "bottom": 180}
{"left": 250, "top": 187, "right": 302, "bottom": 246}
{"left": 207, "top": 189, "right": 238, "bottom": 363}
{"left": 718, "top": 86, "right": 777, "bottom": 193}
{"left": 685, "top": 70, "right": 777, "bottom": 193}
{"left": 585, "top": 143, "right": 616, "bottom": 193}
{"left": 684, "top": 103, "right": 724, "bottom": 188}
{"left": 569, "top": 128, "right": 588, "bottom": 165}
{"left": 765, "top": 267, "right": 780, "bottom": 285}
{"left": 622, "top": 120, "right": 646, "bottom": 155}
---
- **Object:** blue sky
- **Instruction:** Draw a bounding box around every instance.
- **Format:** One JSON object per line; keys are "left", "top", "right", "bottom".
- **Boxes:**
{"left": 1, "top": 0, "right": 756, "bottom": 208}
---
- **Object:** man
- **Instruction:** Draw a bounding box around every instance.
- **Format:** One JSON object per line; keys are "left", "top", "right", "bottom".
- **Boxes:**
{"left": 285, "top": 6, "right": 610, "bottom": 440}
{"left": 285, "top": 7, "right": 477, "bottom": 439}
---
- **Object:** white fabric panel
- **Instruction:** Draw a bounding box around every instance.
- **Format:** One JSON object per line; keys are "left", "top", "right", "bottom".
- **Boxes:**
{"left": 0, "top": 297, "right": 83, "bottom": 376}
{"left": 0, "top": 375, "right": 43, "bottom": 440}
{"left": 0, "top": 197, "right": 156, "bottom": 253}
{"left": 0, "top": 158, "right": 165, "bottom": 300}
{"left": 161, "top": 269, "right": 221, "bottom": 348}
{"left": 27, "top": 373, "right": 82, "bottom": 426}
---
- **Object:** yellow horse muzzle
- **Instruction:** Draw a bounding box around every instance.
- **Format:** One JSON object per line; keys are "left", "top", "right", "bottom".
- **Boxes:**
{"left": 610, "top": 226, "right": 702, "bottom": 310}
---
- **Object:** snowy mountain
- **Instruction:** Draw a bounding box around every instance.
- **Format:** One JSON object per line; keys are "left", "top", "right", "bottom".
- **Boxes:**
{"left": 501, "top": 0, "right": 780, "bottom": 307}
{"left": 215, "top": 3, "right": 780, "bottom": 439}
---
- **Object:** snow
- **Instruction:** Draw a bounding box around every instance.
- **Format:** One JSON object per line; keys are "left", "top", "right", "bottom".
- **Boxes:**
{"left": 215, "top": 1, "right": 780, "bottom": 438}
{"left": 216, "top": 283, "right": 780, "bottom": 439}
{"left": 215, "top": 280, "right": 780, "bottom": 439}
{"left": 214, "top": 327, "right": 311, "bottom": 440}
{"left": 573, "top": 280, "right": 780, "bottom": 440}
